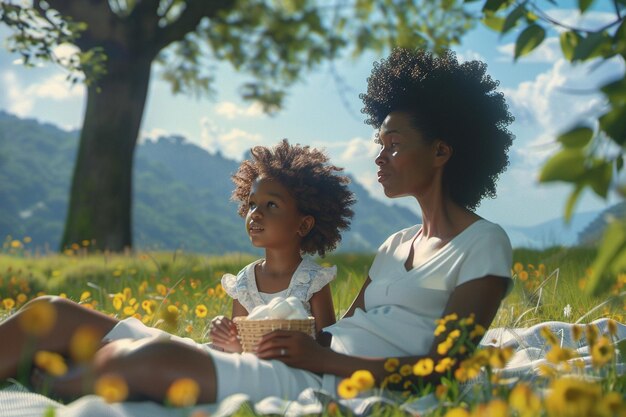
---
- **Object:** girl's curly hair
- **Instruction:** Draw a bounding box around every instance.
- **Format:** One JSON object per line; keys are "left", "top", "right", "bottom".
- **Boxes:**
{"left": 360, "top": 48, "right": 514, "bottom": 210}
{"left": 232, "top": 139, "right": 355, "bottom": 257}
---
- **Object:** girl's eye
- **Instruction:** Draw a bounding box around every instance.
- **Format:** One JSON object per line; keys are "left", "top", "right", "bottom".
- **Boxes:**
{"left": 248, "top": 202, "right": 256, "bottom": 210}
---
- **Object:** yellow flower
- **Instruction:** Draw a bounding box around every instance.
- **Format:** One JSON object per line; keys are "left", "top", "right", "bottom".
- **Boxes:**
{"left": 166, "top": 378, "right": 200, "bottom": 407}
{"left": 597, "top": 391, "right": 623, "bottom": 417}
{"left": 434, "top": 324, "right": 447, "bottom": 336}
{"left": 443, "top": 313, "right": 458, "bottom": 322}
{"left": 399, "top": 364, "right": 412, "bottom": 377}
{"left": 469, "top": 324, "right": 486, "bottom": 339}
{"left": 79, "top": 291, "right": 91, "bottom": 302}
{"left": 518, "top": 271, "right": 529, "bottom": 281}
{"left": 16, "top": 293, "right": 28, "bottom": 304}
{"left": 540, "top": 326, "right": 558, "bottom": 345}
{"left": 337, "top": 378, "right": 359, "bottom": 399}
{"left": 34, "top": 351, "right": 67, "bottom": 376}
{"left": 571, "top": 325, "right": 583, "bottom": 342}
{"left": 546, "top": 345, "right": 576, "bottom": 365}
{"left": 607, "top": 319, "right": 618, "bottom": 337}
{"left": 94, "top": 373, "right": 129, "bottom": 403}
{"left": 383, "top": 358, "right": 399, "bottom": 372}
{"left": 513, "top": 262, "right": 524, "bottom": 274}
{"left": 195, "top": 304, "right": 208, "bottom": 318}
{"left": 10, "top": 240, "right": 22, "bottom": 248}
{"left": 435, "top": 357, "right": 456, "bottom": 373}
{"left": 591, "top": 336, "right": 614, "bottom": 368}
{"left": 69, "top": 325, "right": 102, "bottom": 363}
{"left": 586, "top": 324, "right": 599, "bottom": 346}
{"left": 387, "top": 373, "right": 402, "bottom": 384}
{"left": 545, "top": 377, "right": 602, "bottom": 417}
{"left": 437, "top": 339, "right": 453, "bottom": 356}
{"left": 454, "top": 360, "right": 481, "bottom": 382}
{"left": 2, "top": 298, "right": 15, "bottom": 310}
{"left": 156, "top": 284, "right": 168, "bottom": 296}
{"left": 19, "top": 300, "right": 57, "bottom": 336}
{"left": 413, "top": 358, "right": 434, "bottom": 376}
{"left": 537, "top": 364, "right": 558, "bottom": 378}
{"left": 112, "top": 295, "right": 123, "bottom": 311}
{"left": 480, "top": 399, "right": 509, "bottom": 417}
{"left": 350, "top": 370, "right": 375, "bottom": 390}
{"left": 141, "top": 300, "right": 154, "bottom": 314}
{"left": 448, "top": 329, "right": 461, "bottom": 340}
{"left": 509, "top": 383, "right": 541, "bottom": 417}
{"left": 435, "top": 384, "right": 448, "bottom": 400}
{"left": 444, "top": 407, "right": 470, "bottom": 417}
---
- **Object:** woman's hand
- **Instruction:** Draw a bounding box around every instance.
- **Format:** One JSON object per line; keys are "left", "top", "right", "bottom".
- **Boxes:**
{"left": 209, "top": 315, "right": 242, "bottom": 353}
{"left": 255, "top": 330, "right": 334, "bottom": 374}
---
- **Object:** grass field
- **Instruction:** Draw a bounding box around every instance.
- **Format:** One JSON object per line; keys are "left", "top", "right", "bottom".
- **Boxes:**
{"left": 1, "top": 240, "right": 625, "bottom": 416}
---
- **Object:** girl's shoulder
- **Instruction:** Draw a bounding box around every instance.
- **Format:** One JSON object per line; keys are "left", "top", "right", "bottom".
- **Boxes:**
{"left": 221, "top": 259, "right": 263, "bottom": 298}
{"left": 295, "top": 258, "right": 337, "bottom": 300}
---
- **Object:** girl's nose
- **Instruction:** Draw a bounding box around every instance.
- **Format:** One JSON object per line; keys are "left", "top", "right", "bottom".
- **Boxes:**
{"left": 250, "top": 206, "right": 262, "bottom": 218}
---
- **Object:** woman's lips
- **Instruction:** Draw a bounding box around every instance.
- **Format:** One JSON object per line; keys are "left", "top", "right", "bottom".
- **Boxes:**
{"left": 377, "top": 171, "right": 390, "bottom": 182}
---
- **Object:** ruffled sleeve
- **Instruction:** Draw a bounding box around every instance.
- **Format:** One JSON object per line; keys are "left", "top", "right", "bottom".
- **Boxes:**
{"left": 221, "top": 273, "right": 238, "bottom": 299}
{"left": 306, "top": 264, "right": 337, "bottom": 300}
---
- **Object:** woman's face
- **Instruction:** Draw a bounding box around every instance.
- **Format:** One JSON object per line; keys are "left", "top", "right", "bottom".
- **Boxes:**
{"left": 375, "top": 111, "right": 440, "bottom": 199}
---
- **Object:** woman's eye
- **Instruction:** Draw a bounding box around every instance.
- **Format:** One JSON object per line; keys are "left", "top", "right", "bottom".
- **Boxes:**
{"left": 268, "top": 201, "right": 278, "bottom": 208}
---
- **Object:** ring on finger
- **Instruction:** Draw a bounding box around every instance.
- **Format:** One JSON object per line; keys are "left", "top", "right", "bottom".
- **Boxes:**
{"left": 280, "top": 348, "right": 287, "bottom": 357}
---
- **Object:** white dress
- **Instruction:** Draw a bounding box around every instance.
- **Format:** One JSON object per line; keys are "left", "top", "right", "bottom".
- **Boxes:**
{"left": 220, "top": 257, "right": 337, "bottom": 314}
{"left": 103, "top": 220, "right": 512, "bottom": 402}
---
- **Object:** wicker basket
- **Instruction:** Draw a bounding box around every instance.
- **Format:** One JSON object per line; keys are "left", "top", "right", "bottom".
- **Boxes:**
{"left": 234, "top": 316, "right": 316, "bottom": 352}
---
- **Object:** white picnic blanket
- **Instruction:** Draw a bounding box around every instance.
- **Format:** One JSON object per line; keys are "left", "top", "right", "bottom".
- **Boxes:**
{"left": 1, "top": 318, "right": 624, "bottom": 417}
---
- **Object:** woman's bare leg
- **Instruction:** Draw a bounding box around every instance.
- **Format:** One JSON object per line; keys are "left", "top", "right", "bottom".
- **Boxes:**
{"left": 0, "top": 296, "right": 119, "bottom": 380}
{"left": 45, "top": 338, "right": 218, "bottom": 403}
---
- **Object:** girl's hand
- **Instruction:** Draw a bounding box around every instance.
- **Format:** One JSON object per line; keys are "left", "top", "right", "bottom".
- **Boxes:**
{"left": 209, "top": 316, "right": 242, "bottom": 353}
{"left": 255, "top": 330, "right": 333, "bottom": 374}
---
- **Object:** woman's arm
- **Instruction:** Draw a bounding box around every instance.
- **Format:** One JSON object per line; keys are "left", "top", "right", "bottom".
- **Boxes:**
{"left": 257, "top": 275, "right": 508, "bottom": 385}
{"left": 341, "top": 277, "right": 371, "bottom": 319}
{"left": 309, "top": 284, "right": 336, "bottom": 334}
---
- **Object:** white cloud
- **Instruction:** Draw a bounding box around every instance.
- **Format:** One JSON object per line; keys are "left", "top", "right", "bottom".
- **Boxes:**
{"left": 25, "top": 73, "right": 84, "bottom": 100}
{"left": 139, "top": 127, "right": 172, "bottom": 144}
{"left": 542, "top": 9, "right": 617, "bottom": 33}
{"left": 199, "top": 117, "right": 262, "bottom": 159}
{"left": 214, "top": 101, "right": 264, "bottom": 119}
{"left": 3, "top": 71, "right": 33, "bottom": 116}
{"left": 497, "top": 37, "right": 561, "bottom": 63}
{"left": 339, "top": 137, "right": 379, "bottom": 162}
{"left": 456, "top": 49, "right": 486, "bottom": 63}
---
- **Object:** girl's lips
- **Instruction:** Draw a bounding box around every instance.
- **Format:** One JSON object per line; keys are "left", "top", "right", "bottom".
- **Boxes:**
{"left": 248, "top": 224, "right": 264, "bottom": 234}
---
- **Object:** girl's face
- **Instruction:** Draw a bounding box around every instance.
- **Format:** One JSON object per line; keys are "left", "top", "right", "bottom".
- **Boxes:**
{"left": 245, "top": 177, "right": 311, "bottom": 251}
{"left": 375, "top": 111, "right": 445, "bottom": 199}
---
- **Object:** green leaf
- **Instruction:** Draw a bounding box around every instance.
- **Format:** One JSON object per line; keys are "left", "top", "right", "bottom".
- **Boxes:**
{"left": 564, "top": 184, "right": 584, "bottom": 222}
{"left": 557, "top": 126, "right": 593, "bottom": 148}
{"left": 514, "top": 24, "right": 545, "bottom": 60}
{"left": 539, "top": 148, "right": 586, "bottom": 182}
{"left": 617, "top": 154, "right": 624, "bottom": 172}
{"left": 482, "top": 0, "right": 508, "bottom": 12}
{"left": 560, "top": 31, "right": 581, "bottom": 61}
{"left": 587, "top": 219, "right": 626, "bottom": 295}
{"left": 573, "top": 31, "right": 612, "bottom": 61}
{"left": 481, "top": 14, "right": 505, "bottom": 32}
{"left": 599, "top": 105, "right": 626, "bottom": 145}
{"left": 585, "top": 160, "right": 612, "bottom": 198}
{"left": 501, "top": 4, "right": 526, "bottom": 34}
{"left": 578, "top": 0, "right": 594, "bottom": 13}
{"left": 601, "top": 77, "right": 626, "bottom": 105}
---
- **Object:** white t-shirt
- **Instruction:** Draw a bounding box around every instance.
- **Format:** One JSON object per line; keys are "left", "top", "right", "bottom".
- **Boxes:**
{"left": 324, "top": 219, "right": 512, "bottom": 358}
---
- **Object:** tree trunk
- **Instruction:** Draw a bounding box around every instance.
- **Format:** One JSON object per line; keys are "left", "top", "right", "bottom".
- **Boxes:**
{"left": 61, "top": 53, "right": 152, "bottom": 252}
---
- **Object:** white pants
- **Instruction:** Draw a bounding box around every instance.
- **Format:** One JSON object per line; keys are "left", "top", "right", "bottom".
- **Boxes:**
{"left": 104, "top": 318, "right": 324, "bottom": 402}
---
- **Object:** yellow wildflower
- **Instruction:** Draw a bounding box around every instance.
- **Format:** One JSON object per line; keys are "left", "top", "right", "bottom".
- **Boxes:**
{"left": 156, "top": 284, "right": 168, "bottom": 296}
{"left": 413, "top": 358, "right": 434, "bottom": 377}
{"left": 448, "top": 329, "right": 461, "bottom": 340}
{"left": 2, "top": 298, "right": 15, "bottom": 310}
{"left": 399, "top": 364, "right": 412, "bottom": 377}
{"left": 518, "top": 271, "right": 529, "bottom": 281}
{"left": 16, "top": 293, "right": 27, "bottom": 304}
{"left": 480, "top": 399, "right": 509, "bottom": 417}
{"left": 546, "top": 345, "right": 576, "bottom": 365}
{"left": 513, "top": 262, "right": 524, "bottom": 274}
{"left": 435, "top": 357, "right": 456, "bottom": 373}
{"left": 34, "top": 351, "right": 67, "bottom": 376}
{"left": 10, "top": 240, "right": 22, "bottom": 248}
{"left": 112, "top": 295, "right": 123, "bottom": 311}
{"left": 443, "top": 313, "right": 458, "bottom": 322}
{"left": 607, "top": 319, "right": 617, "bottom": 337}
{"left": 383, "top": 358, "right": 399, "bottom": 372}
{"left": 469, "top": 324, "right": 486, "bottom": 339}
{"left": 94, "top": 373, "right": 129, "bottom": 403}
{"left": 591, "top": 336, "right": 614, "bottom": 368}
{"left": 19, "top": 300, "right": 57, "bottom": 336}
{"left": 545, "top": 377, "right": 602, "bottom": 417}
{"left": 350, "top": 370, "right": 375, "bottom": 391}
{"left": 166, "top": 378, "right": 200, "bottom": 407}
{"left": 444, "top": 407, "right": 470, "bottom": 417}
{"left": 387, "top": 373, "right": 402, "bottom": 384}
{"left": 586, "top": 324, "right": 599, "bottom": 346}
{"left": 79, "top": 291, "right": 91, "bottom": 302}
{"left": 337, "top": 378, "right": 359, "bottom": 399}
{"left": 195, "top": 304, "right": 208, "bottom": 318}
{"left": 435, "top": 384, "right": 448, "bottom": 400}
{"left": 69, "top": 325, "right": 102, "bottom": 363}
{"left": 540, "top": 326, "right": 558, "bottom": 345}
{"left": 438, "top": 339, "right": 453, "bottom": 356}
{"left": 434, "top": 324, "right": 447, "bottom": 336}
{"left": 509, "top": 383, "right": 541, "bottom": 417}
{"left": 571, "top": 325, "right": 583, "bottom": 342}
{"left": 141, "top": 300, "right": 154, "bottom": 314}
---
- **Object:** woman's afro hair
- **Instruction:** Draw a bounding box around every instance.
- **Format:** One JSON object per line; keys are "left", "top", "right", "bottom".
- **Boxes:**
{"left": 361, "top": 48, "right": 514, "bottom": 210}
{"left": 232, "top": 139, "right": 355, "bottom": 257}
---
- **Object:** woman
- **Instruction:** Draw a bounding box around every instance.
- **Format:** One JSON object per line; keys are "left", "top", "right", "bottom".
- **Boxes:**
{"left": 2, "top": 48, "right": 514, "bottom": 403}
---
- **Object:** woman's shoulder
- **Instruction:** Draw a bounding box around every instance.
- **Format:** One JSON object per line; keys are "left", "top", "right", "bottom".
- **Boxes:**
{"left": 463, "top": 219, "right": 511, "bottom": 245}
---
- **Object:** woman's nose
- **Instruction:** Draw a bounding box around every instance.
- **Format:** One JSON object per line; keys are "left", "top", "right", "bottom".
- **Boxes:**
{"left": 375, "top": 148, "right": 386, "bottom": 166}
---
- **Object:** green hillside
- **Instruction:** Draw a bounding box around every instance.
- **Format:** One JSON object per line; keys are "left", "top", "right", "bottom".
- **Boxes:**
{"left": 0, "top": 111, "right": 419, "bottom": 254}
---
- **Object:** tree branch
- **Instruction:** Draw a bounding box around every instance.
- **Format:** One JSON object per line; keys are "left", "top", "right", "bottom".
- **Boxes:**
{"left": 527, "top": 1, "right": 623, "bottom": 34}
{"left": 153, "top": 0, "right": 236, "bottom": 52}
{"left": 45, "top": 0, "right": 118, "bottom": 34}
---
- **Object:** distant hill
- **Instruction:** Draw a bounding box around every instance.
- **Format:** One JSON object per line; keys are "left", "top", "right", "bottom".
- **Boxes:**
{"left": 0, "top": 111, "right": 419, "bottom": 254}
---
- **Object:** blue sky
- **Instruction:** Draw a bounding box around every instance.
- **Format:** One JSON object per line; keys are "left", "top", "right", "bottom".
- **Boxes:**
{"left": 1, "top": 3, "right": 624, "bottom": 228}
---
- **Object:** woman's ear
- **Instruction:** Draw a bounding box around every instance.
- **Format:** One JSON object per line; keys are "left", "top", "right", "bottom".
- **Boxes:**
{"left": 434, "top": 140, "right": 453, "bottom": 167}
{"left": 298, "top": 216, "right": 315, "bottom": 237}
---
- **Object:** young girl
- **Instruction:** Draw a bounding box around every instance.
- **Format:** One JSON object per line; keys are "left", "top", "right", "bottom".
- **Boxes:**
{"left": 209, "top": 139, "right": 355, "bottom": 352}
